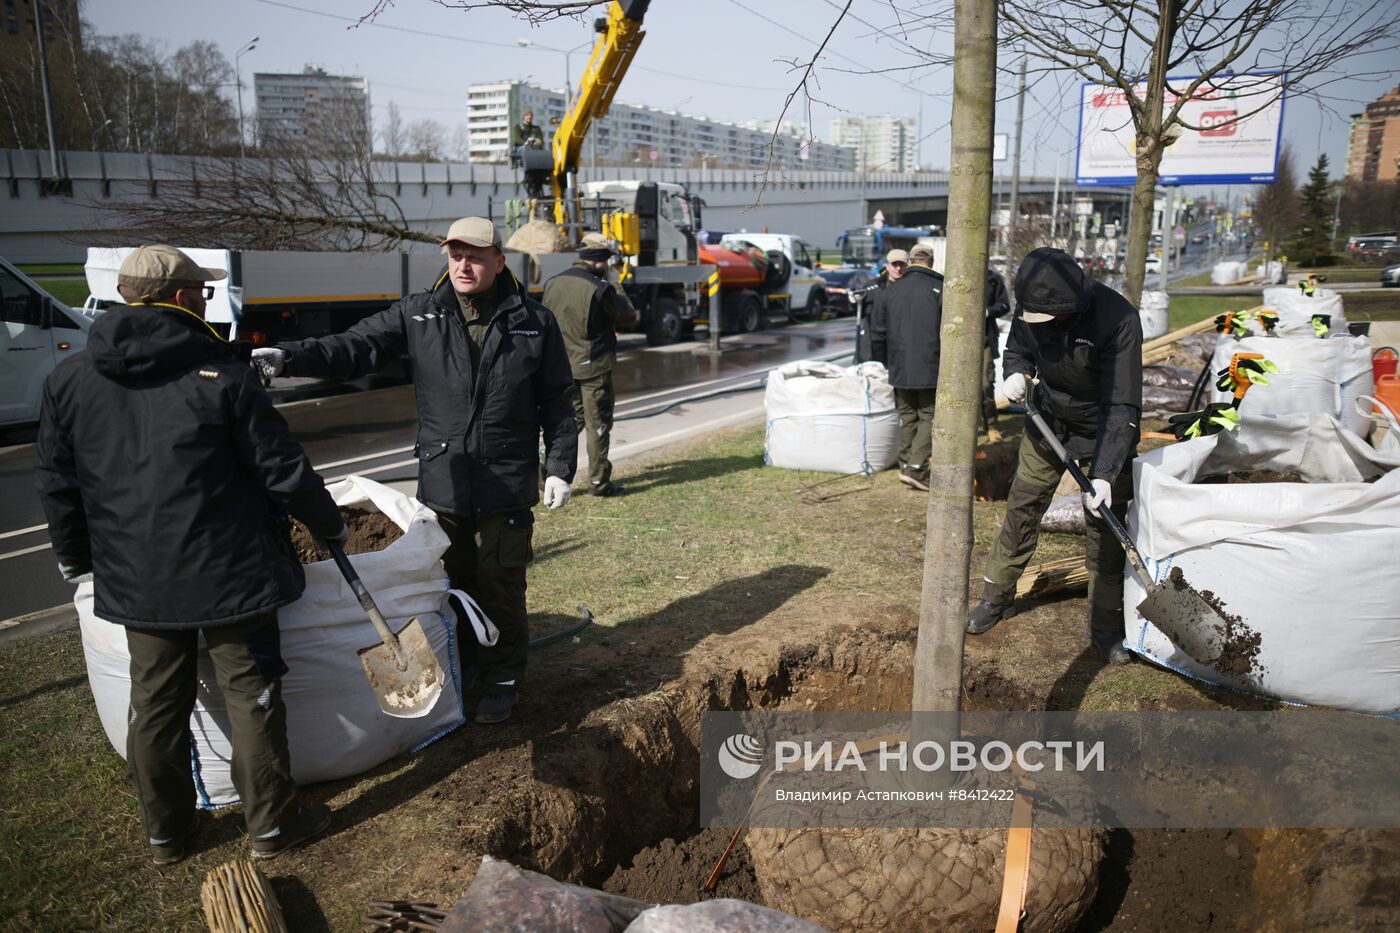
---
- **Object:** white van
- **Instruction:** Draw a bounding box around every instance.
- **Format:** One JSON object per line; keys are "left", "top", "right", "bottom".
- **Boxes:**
{"left": 1, "top": 257, "right": 98, "bottom": 428}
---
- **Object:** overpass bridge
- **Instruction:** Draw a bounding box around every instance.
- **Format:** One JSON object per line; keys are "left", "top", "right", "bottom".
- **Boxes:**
{"left": 1, "top": 148, "right": 1132, "bottom": 263}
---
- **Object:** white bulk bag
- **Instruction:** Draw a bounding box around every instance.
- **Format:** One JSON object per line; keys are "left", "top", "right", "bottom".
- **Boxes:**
{"left": 79, "top": 475, "right": 467, "bottom": 808}
{"left": 1123, "top": 414, "right": 1400, "bottom": 713}
{"left": 765, "top": 360, "right": 899, "bottom": 474}
{"left": 1208, "top": 334, "right": 1374, "bottom": 436}
{"left": 1211, "top": 261, "right": 1248, "bottom": 285}
{"left": 1258, "top": 285, "right": 1346, "bottom": 338}
{"left": 1139, "top": 290, "right": 1169, "bottom": 340}
{"left": 1256, "top": 260, "right": 1286, "bottom": 284}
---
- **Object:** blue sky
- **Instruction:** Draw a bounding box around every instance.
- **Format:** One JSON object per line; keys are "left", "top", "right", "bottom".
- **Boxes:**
{"left": 87, "top": 0, "right": 1398, "bottom": 179}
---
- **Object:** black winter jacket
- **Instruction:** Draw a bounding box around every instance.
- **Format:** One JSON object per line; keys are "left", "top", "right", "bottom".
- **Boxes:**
{"left": 869, "top": 265, "right": 945, "bottom": 389}
{"left": 35, "top": 304, "right": 342, "bottom": 629}
{"left": 279, "top": 271, "right": 577, "bottom": 516}
{"left": 985, "top": 269, "right": 1010, "bottom": 353}
{"left": 542, "top": 262, "right": 638, "bottom": 380}
{"left": 1003, "top": 248, "right": 1142, "bottom": 481}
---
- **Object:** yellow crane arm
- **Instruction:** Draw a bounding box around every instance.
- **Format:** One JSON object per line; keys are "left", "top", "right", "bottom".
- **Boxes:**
{"left": 551, "top": 0, "right": 649, "bottom": 225}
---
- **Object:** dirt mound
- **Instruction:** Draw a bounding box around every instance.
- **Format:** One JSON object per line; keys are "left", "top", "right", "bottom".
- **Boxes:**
{"left": 603, "top": 829, "right": 763, "bottom": 905}
{"left": 289, "top": 507, "right": 402, "bottom": 563}
{"left": 1198, "top": 469, "right": 1305, "bottom": 485}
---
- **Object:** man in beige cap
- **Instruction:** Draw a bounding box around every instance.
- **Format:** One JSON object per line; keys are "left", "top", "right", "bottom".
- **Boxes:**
{"left": 869, "top": 241, "right": 945, "bottom": 490}
{"left": 37, "top": 244, "right": 343, "bottom": 864}
{"left": 541, "top": 232, "right": 638, "bottom": 497}
{"left": 252, "top": 218, "right": 577, "bottom": 724}
{"left": 856, "top": 248, "right": 908, "bottom": 363}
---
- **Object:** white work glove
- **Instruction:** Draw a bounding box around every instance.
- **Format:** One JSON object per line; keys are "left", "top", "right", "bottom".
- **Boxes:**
{"left": 543, "top": 476, "right": 572, "bottom": 510}
{"left": 251, "top": 347, "right": 286, "bottom": 380}
{"left": 326, "top": 523, "right": 350, "bottom": 547}
{"left": 59, "top": 563, "right": 93, "bottom": 585}
{"left": 999, "top": 373, "right": 1029, "bottom": 404}
{"left": 1082, "top": 478, "right": 1112, "bottom": 514}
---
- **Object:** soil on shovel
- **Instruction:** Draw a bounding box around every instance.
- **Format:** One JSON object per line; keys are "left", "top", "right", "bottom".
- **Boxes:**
{"left": 289, "top": 507, "right": 403, "bottom": 563}
{"left": 1166, "top": 566, "right": 1263, "bottom": 679}
{"left": 1198, "top": 469, "right": 1306, "bottom": 485}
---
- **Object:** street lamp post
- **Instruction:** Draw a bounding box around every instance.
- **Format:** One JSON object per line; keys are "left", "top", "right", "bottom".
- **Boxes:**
{"left": 90, "top": 118, "right": 113, "bottom": 152}
{"left": 235, "top": 36, "right": 258, "bottom": 159}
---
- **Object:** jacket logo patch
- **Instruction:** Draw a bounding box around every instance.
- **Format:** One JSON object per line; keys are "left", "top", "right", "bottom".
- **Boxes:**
{"left": 510, "top": 329, "right": 540, "bottom": 336}
{"left": 1074, "top": 338, "right": 1094, "bottom": 347}
{"left": 198, "top": 369, "right": 219, "bottom": 379}
{"left": 412, "top": 313, "right": 443, "bottom": 322}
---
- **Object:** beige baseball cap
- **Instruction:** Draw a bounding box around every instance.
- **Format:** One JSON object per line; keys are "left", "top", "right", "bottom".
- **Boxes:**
{"left": 580, "top": 232, "right": 611, "bottom": 250}
{"left": 440, "top": 216, "right": 502, "bottom": 250}
{"left": 885, "top": 248, "right": 909, "bottom": 265}
{"left": 117, "top": 245, "right": 226, "bottom": 302}
{"left": 909, "top": 243, "right": 935, "bottom": 262}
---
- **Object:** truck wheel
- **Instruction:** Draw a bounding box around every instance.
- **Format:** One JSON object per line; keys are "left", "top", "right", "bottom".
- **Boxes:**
{"left": 739, "top": 293, "right": 765, "bottom": 333}
{"left": 646, "top": 297, "right": 683, "bottom": 347}
{"left": 789, "top": 289, "right": 825, "bottom": 324}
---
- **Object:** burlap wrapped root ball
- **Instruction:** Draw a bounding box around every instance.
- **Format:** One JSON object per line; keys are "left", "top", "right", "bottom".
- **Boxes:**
{"left": 748, "top": 823, "right": 1104, "bottom": 932}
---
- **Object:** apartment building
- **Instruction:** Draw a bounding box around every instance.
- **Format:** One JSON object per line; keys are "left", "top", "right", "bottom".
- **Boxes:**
{"left": 466, "top": 80, "right": 855, "bottom": 171}
{"left": 255, "top": 66, "right": 371, "bottom": 144}
{"left": 829, "top": 114, "right": 918, "bottom": 173}
{"left": 1346, "top": 85, "right": 1400, "bottom": 183}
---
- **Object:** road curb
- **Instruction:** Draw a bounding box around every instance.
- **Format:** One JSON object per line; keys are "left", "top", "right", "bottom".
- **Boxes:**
{"left": 0, "top": 602, "right": 78, "bottom": 649}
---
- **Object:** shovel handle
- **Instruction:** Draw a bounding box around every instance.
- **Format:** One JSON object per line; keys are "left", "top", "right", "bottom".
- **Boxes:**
{"left": 1023, "top": 384, "right": 1155, "bottom": 590}
{"left": 325, "top": 540, "right": 409, "bottom": 667}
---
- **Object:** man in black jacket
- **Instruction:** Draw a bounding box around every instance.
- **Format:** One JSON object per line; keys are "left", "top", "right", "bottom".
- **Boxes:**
{"left": 966, "top": 248, "right": 1142, "bottom": 665}
{"left": 982, "top": 267, "right": 1010, "bottom": 432}
{"left": 852, "top": 248, "right": 906, "bottom": 363}
{"left": 542, "top": 232, "right": 638, "bottom": 497}
{"left": 253, "top": 217, "right": 577, "bottom": 724}
{"left": 36, "top": 245, "right": 344, "bottom": 865}
{"left": 870, "top": 242, "right": 944, "bottom": 491}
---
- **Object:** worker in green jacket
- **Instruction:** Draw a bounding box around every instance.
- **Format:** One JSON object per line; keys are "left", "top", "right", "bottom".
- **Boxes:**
{"left": 542, "top": 233, "right": 639, "bottom": 497}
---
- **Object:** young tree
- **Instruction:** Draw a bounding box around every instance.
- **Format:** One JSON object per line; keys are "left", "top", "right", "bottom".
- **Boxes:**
{"left": 996, "top": 0, "right": 1397, "bottom": 304}
{"left": 1288, "top": 153, "right": 1335, "bottom": 265}
{"left": 1252, "top": 145, "right": 1298, "bottom": 262}
{"left": 404, "top": 118, "right": 448, "bottom": 161}
{"left": 380, "top": 100, "right": 405, "bottom": 159}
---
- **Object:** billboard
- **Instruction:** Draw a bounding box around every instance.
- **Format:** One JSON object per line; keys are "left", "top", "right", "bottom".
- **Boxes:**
{"left": 1075, "top": 73, "right": 1285, "bottom": 186}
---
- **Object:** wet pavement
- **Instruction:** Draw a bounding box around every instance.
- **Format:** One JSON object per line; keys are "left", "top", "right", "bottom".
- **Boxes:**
{"left": 0, "top": 317, "right": 857, "bottom": 627}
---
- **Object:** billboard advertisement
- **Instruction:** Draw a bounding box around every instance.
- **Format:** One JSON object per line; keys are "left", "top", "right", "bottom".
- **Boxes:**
{"left": 1075, "top": 73, "right": 1285, "bottom": 186}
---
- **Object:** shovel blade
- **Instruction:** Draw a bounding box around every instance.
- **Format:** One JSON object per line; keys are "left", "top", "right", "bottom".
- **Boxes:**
{"left": 357, "top": 617, "right": 444, "bottom": 719}
{"left": 1136, "top": 580, "right": 1227, "bottom": 665}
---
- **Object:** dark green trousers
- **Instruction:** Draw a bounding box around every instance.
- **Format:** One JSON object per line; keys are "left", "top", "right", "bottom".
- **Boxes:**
{"left": 437, "top": 509, "right": 533, "bottom": 693}
{"left": 571, "top": 371, "right": 616, "bottom": 488}
{"left": 981, "top": 423, "right": 1135, "bottom": 648}
{"left": 125, "top": 613, "right": 295, "bottom": 847}
{"left": 894, "top": 387, "right": 937, "bottom": 481}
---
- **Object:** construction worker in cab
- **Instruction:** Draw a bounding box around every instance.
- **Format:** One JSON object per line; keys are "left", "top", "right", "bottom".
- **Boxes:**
{"left": 542, "top": 232, "right": 639, "bottom": 497}
{"left": 36, "top": 245, "right": 343, "bottom": 865}
{"left": 252, "top": 218, "right": 577, "bottom": 725}
{"left": 967, "top": 247, "right": 1142, "bottom": 665}
{"left": 870, "top": 241, "right": 944, "bottom": 491}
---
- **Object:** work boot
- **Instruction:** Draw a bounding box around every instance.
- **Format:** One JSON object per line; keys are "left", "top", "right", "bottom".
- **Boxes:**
{"left": 898, "top": 468, "right": 930, "bottom": 491}
{"left": 966, "top": 600, "right": 1014, "bottom": 635}
{"left": 150, "top": 811, "right": 203, "bottom": 867}
{"left": 474, "top": 691, "right": 516, "bottom": 725}
{"left": 1095, "top": 640, "right": 1133, "bottom": 666}
{"left": 250, "top": 801, "right": 332, "bottom": 860}
{"left": 590, "top": 481, "right": 625, "bottom": 498}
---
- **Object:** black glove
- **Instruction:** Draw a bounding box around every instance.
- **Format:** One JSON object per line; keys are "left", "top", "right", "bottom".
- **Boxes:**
{"left": 1168, "top": 403, "right": 1240, "bottom": 441}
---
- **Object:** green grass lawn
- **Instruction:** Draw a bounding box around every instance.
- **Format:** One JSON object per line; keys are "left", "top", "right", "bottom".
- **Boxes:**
{"left": 1167, "top": 294, "right": 1258, "bottom": 331}
{"left": 35, "top": 278, "right": 91, "bottom": 308}
{"left": 17, "top": 262, "right": 84, "bottom": 276}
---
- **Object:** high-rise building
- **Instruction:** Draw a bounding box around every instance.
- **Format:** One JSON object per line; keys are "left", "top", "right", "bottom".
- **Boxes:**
{"left": 0, "top": 0, "right": 81, "bottom": 55}
{"left": 465, "top": 81, "right": 856, "bottom": 171}
{"left": 829, "top": 114, "right": 918, "bottom": 173}
{"left": 1346, "top": 85, "right": 1400, "bottom": 183}
{"left": 255, "top": 66, "right": 370, "bottom": 145}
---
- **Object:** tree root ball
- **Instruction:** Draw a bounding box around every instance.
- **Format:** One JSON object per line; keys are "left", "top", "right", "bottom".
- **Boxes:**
{"left": 748, "top": 824, "right": 1104, "bottom": 932}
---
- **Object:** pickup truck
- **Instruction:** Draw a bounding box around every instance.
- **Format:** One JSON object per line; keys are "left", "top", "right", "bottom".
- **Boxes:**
{"left": 1, "top": 256, "right": 98, "bottom": 428}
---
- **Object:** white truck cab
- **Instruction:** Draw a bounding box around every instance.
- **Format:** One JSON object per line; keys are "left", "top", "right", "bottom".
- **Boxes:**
{"left": 718, "top": 232, "right": 828, "bottom": 318}
{"left": 0, "top": 257, "right": 98, "bottom": 428}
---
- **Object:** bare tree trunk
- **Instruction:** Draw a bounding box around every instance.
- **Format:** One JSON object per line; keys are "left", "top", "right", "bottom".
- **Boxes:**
{"left": 1121, "top": 1, "right": 1176, "bottom": 306}
{"left": 911, "top": 0, "right": 997, "bottom": 725}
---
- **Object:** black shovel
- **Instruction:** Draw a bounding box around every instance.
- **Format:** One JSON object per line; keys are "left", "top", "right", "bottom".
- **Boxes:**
{"left": 324, "top": 540, "right": 444, "bottom": 718}
{"left": 1022, "top": 385, "right": 1227, "bottom": 664}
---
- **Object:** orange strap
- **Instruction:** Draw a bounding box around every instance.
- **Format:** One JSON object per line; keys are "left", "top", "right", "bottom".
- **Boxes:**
{"left": 994, "top": 776, "right": 1036, "bottom": 933}
{"left": 1228, "top": 352, "right": 1263, "bottom": 402}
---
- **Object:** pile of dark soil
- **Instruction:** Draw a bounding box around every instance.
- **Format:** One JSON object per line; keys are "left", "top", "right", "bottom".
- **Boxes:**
{"left": 1198, "top": 469, "right": 1305, "bottom": 485}
{"left": 289, "top": 506, "right": 403, "bottom": 563}
{"left": 1165, "top": 567, "right": 1263, "bottom": 679}
{"left": 602, "top": 829, "right": 762, "bottom": 906}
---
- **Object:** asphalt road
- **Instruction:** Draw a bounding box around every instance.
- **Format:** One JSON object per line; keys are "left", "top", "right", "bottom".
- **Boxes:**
{"left": 0, "top": 317, "right": 857, "bottom": 627}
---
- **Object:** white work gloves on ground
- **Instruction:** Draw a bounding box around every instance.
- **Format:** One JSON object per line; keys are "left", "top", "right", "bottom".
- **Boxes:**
{"left": 251, "top": 347, "right": 286, "bottom": 380}
{"left": 543, "top": 476, "right": 572, "bottom": 510}
{"left": 1000, "top": 373, "right": 1029, "bottom": 404}
{"left": 1082, "top": 478, "right": 1112, "bottom": 515}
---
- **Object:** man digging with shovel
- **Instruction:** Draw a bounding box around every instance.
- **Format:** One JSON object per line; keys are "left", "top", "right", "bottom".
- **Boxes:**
{"left": 966, "top": 247, "right": 1142, "bottom": 665}
{"left": 36, "top": 245, "right": 344, "bottom": 864}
